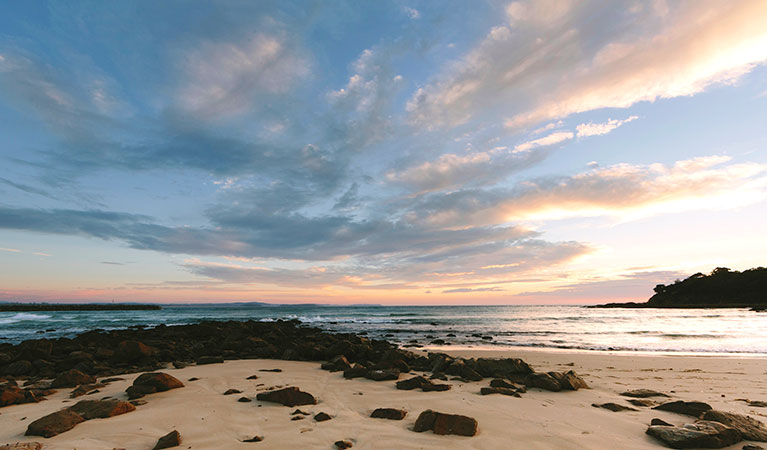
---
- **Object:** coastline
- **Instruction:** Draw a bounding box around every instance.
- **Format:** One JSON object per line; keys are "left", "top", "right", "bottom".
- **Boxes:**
{"left": 2, "top": 342, "right": 766, "bottom": 449}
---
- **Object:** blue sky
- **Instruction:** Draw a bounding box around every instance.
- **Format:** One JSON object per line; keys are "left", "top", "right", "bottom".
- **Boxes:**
{"left": 0, "top": 0, "right": 765, "bottom": 304}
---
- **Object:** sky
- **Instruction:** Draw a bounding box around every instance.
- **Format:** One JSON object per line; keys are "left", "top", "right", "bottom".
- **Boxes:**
{"left": 0, "top": 0, "right": 765, "bottom": 305}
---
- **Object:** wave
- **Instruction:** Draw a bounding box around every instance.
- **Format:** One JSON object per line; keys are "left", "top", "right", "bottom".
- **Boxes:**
{"left": 0, "top": 313, "right": 52, "bottom": 324}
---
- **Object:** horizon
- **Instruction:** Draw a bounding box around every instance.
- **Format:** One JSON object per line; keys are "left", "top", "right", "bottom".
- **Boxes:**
{"left": 1, "top": 1, "right": 766, "bottom": 305}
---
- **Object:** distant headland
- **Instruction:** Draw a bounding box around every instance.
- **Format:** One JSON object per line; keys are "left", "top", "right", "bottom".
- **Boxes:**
{"left": 0, "top": 303, "right": 161, "bottom": 311}
{"left": 593, "top": 267, "right": 767, "bottom": 309}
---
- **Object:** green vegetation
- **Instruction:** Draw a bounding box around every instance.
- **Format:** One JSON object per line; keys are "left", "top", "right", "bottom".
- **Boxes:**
{"left": 595, "top": 267, "right": 767, "bottom": 309}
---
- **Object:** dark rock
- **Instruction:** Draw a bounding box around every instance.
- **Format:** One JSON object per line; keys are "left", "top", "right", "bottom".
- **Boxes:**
{"left": 314, "top": 412, "right": 332, "bottom": 422}
{"left": 126, "top": 372, "right": 184, "bottom": 399}
{"left": 701, "top": 410, "right": 767, "bottom": 441}
{"left": 129, "top": 399, "right": 147, "bottom": 406}
{"left": 652, "top": 418, "right": 675, "bottom": 426}
{"left": 5, "top": 360, "right": 33, "bottom": 376}
{"left": 653, "top": 400, "right": 713, "bottom": 418}
{"left": 628, "top": 399, "right": 656, "bottom": 407}
{"left": 343, "top": 364, "right": 368, "bottom": 379}
{"left": 743, "top": 445, "right": 765, "bottom": 450}
{"left": 621, "top": 389, "right": 670, "bottom": 398}
{"left": 51, "top": 369, "right": 96, "bottom": 388}
{"left": 153, "top": 430, "right": 182, "bottom": 449}
{"left": 489, "top": 379, "right": 519, "bottom": 389}
{"left": 480, "top": 386, "right": 521, "bottom": 397}
{"left": 524, "top": 372, "right": 562, "bottom": 392}
{"left": 430, "top": 339, "right": 445, "bottom": 345}
{"left": 413, "top": 409, "right": 478, "bottom": 436}
{"left": 365, "top": 368, "right": 400, "bottom": 381}
{"left": 291, "top": 415, "right": 304, "bottom": 421}
{"left": 224, "top": 389, "right": 242, "bottom": 395}
{"left": 256, "top": 387, "right": 317, "bottom": 407}
{"left": 25, "top": 409, "right": 85, "bottom": 438}
{"left": 238, "top": 397, "right": 252, "bottom": 403}
{"left": 554, "top": 371, "right": 589, "bottom": 390}
{"left": 243, "top": 435, "right": 264, "bottom": 442}
{"left": 1, "top": 385, "right": 40, "bottom": 407}
{"left": 114, "top": 340, "right": 155, "bottom": 363}
{"left": 370, "top": 408, "right": 407, "bottom": 420}
{"left": 259, "top": 369, "right": 282, "bottom": 372}
{"left": 100, "top": 377, "right": 125, "bottom": 383}
{"left": 321, "top": 355, "right": 352, "bottom": 372}
{"left": 291, "top": 409, "right": 309, "bottom": 415}
{"left": 246, "top": 375, "right": 259, "bottom": 380}
{"left": 197, "top": 356, "right": 224, "bottom": 365}
{"left": 70, "top": 383, "right": 105, "bottom": 398}
{"left": 646, "top": 421, "right": 742, "bottom": 449}
{"left": 69, "top": 399, "right": 136, "bottom": 419}
{"left": 172, "top": 361, "right": 187, "bottom": 369}
{"left": 188, "top": 377, "right": 200, "bottom": 381}
{"left": 592, "top": 402, "right": 638, "bottom": 412}
{"left": 335, "top": 440, "right": 353, "bottom": 449}
{"left": 396, "top": 376, "right": 430, "bottom": 390}
{"left": 423, "top": 382, "right": 452, "bottom": 392}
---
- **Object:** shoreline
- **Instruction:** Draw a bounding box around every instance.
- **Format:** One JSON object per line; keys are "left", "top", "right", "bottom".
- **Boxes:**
{"left": 2, "top": 350, "right": 766, "bottom": 449}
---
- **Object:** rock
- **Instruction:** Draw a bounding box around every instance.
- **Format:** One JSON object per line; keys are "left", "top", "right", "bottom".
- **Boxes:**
{"left": 592, "top": 403, "right": 638, "bottom": 412}
{"left": 370, "top": 408, "right": 407, "bottom": 420}
{"left": 343, "top": 364, "right": 368, "bottom": 379}
{"left": 126, "top": 372, "right": 184, "bottom": 399}
{"left": 238, "top": 397, "right": 252, "bottom": 403}
{"left": 646, "top": 421, "right": 742, "bottom": 449}
{"left": 334, "top": 440, "right": 353, "bottom": 449}
{"left": 314, "top": 412, "right": 332, "bottom": 422}
{"left": 489, "top": 379, "right": 519, "bottom": 389}
{"left": 51, "top": 369, "right": 96, "bottom": 388}
{"left": 129, "top": 399, "right": 147, "bottom": 406}
{"left": 243, "top": 435, "right": 264, "bottom": 442}
{"left": 291, "top": 409, "right": 309, "bottom": 415}
{"left": 153, "top": 430, "right": 182, "bottom": 449}
{"left": 554, "top": 371, "right": 589, "bottom": 390}
{"left": 621, "top": 389, "right": 670, "bottom": 398}
{"left": 628, "top": 399, "right": 656, "bottom": 407}
{"left": 413, "top": 409, "right": 478, "bottom": 436}
{"left": 475, "top": 358, "right": 533, "bottom": 377}
{"left": 701, "top": 410, "right": 767, "bottom": 441}
{"left": 396, "top": 376, "right": 429, "bottom": 390}
{"left": 291, "top": 416, "right": 304, "bottom": 421}
{"left": 259, "top": 369, "right": 282, "bottom": 372}
{"left": 652, "top": 418, "right": 675, "bottom": 426}
{"left": 114, "top": 341, "right": 155, "bottom": 362}
{"left": 524, "top": 372, "right": 562, "bottom": 392}
{"left": 430, "top": 339, "right": 445, "bottom": 345}
{"left": 743, "top": 445, "right": 765, "bottom": 450}
{"left": 365, "top": 368, "right": 400, "bottom": 381}
{"left": 70, "top": 383, "right": 104, "bottom": 398}
{"left": 321, "top": 355, "right": 352, "bottom": 372}
{"left": 423, "top": 382, "right": 451, "bottom": 392}
{"left": 0, "top": 443, "right": 43, "bottom": 450}
{"left": 172, "top": 361, "right": 187, "bottom": 369}
{"left": 480, "top": 386, "right": 521, "bottom": 397}
{"left": 5, "top": 360, "right": 32, "bottom": 376}
{"left": 224, "top": 389, "right": 242, "bottom": 395}
{"left": 256, "top": 387, "right": 317, "bottom": 407}
{"left": 69, "top": 399, "right": 135, "bottom": 419}
{"left": 246, "top": 375, "right": 259, "bottom": 380}
{"left": 25, "top": 409, "right": 85, "bottom": 437}
{"left": 653, "top": 400, "right": 712, "bottom": 418}
{"left": 196, "top": 356, "right": 224, "bottom": 365}
{"left": 0, "top": 385, "right": 39, "bottom": 407}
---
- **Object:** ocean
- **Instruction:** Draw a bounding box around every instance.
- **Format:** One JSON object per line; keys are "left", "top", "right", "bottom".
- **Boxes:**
{"left": 2, "top": 305, "right": 766, "bottom": 355}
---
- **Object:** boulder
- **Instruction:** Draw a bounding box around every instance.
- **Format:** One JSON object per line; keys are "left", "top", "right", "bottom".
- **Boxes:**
{"left": 70, "top": 383, "right": 105, "bottom": 398}
{"left": 314, "top": 412, "right": 332, "bottom": 422}
{"left": 652, "top": 418, "right": 675, "bottom": 426}
{"left": 25, "top": 409, "right": 86, "bottom": 438}
{"left": 5, "top": 360, "right": 32, "bottom": 376}
{"left": 51, "top": 369, "right": 96, "bottom": 388}
{"left": 489, "top": 379, "right": 519, "bottom": 389}
{"left": 621, "top": 389, "right": 670, "bottom": 398}
{"left": 334, "top": 440, "right": 353, "bottom": 449}
{"left": 554, "top": 371, "right": 589, "bottom": 390}
{"left": 153, "top": 430, "right": 182, "bottom": 449}
{"left": 701, "top": 410, "right": 767, "bottom": 441}
{"left": 126, "top": 372, "right": 184, "bottom": 399}
{"left": 370, "top": 408, "right": 407, "bottom": 420}
{"left": 475, "top": 358, "right": 533, "bottom": 378}
{"left": 256, "top": 387, "right": 317, "bottom": 407}
{"left": 592, "top": 403, "right": 638, "bottom": 412}
{"left": 68, "top": 399, "right": 135, "bottom": 419}
{"left": 365, "top": 368, "right": 400, "bottom": 381}
{"left": 114, "top": 340, "right": 155, "bottom": 363}
{"left": 628, "top": 399, "right": 656, "bottom": 407}
{"left": 480, "top": 386, "right": 521, "bottom": 397}
{"left": 321, "top": 355, "right": 352, "bottom": 372}
{"left": 653, "top": 400, "right": 712, "bottom": 418}
{"left": 196, "top": 356, "right": 224, "bottom": 365}
{"left": 413, "top": 409, "right": 478, "bottom": 436}
{"left": 223, "top": 389, "right": 242, "bottom": 395}
{"left": 243, "top": 435, "right": 264, "bottom": 442}
{"left": 1, "top": 385, "right": 38, "bottom": 407}
{"left": 646, "top": 421, "right": 742, "bottom": 449}
{"left": 342, "top": 364, "right": 368, "bottom": 379}
{"left": 238, "top": 397, "right": 252, "bottom": 403}
{"left": 524, "top": 372, "right": 562, "bottom": 392}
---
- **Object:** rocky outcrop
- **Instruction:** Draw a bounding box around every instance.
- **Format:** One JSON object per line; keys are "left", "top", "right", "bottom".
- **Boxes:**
{"left": 126, "top": 372, "right": 184, "bottom": 399}
{"left": 524, "top": 371, "right": 588, "bottom": 392}
{"left": 153, "top": 430, "right": 182, "bottom": 449}
{"left": 413, "top": 410, "right": 478, "bottom": 437}
{"left": 370, "top": 408, "right": 407, "bottom": 420}
{"left": 646, "top": 421, "right": 741, "bottom": 449}
{"left": 256, "top": 387, "right": 317, "bottom": 407}
{"left": 653, "top": 400, "right": 712, "bottom": 418}
{"left": 701, "top": 410, "right": 767, "bottom": 441}
{"left": 0, "top": 384, "right": 45, "bottom": 407}
{"left": 395, "top": 375, "right": 450, "bottom": 392}
{"left": 25, "top": 409, "right": 86, "bottom": 438}
{"left": 51, "top": 369, "right": 96, "bottom": 388}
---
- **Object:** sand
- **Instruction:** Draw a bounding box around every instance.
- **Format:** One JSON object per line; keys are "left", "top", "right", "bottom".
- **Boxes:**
{"left": 1, "top": 349, "right": 766, "bottom": 449}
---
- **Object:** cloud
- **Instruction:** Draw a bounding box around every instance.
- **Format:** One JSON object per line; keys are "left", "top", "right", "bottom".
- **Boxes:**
{"left": 407, "top": 0, "right": 767, "bottom": 130}
{"left": 402, "top": 7, "right": 420, "bottom": 19}
{"left": 515, "top": 130, "right": 573, "bottom": 151}
{"left": 177, "top": 32, "right": 310, "bottom": 118}
{"left": 443, "top": 286, "right": 504, "bottom": 293}
{"left": 576, "top": 116, "right": 638, "bottom": 137}
{"left": 408, "top": 155, "right": 767, "bottom": 226}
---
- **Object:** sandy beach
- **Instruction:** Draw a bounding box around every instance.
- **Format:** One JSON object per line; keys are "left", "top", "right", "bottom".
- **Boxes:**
{"left": 2, "top": 348, "right": 766, "bottom": 449}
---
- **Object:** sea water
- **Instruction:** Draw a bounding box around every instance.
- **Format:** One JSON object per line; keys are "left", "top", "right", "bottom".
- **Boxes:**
{"left": 1, "top": 305, "right": 766, "bottom": 355}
